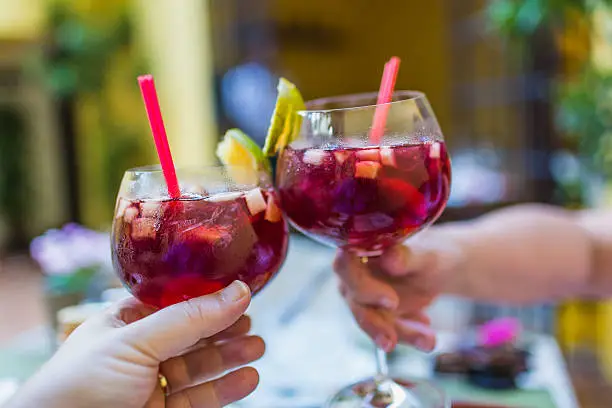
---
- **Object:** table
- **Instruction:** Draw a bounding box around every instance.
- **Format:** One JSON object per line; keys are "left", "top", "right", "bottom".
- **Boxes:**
{"left": 236, "top": 235, "right": 579, "bottom": 407}
{"left": 0, "top": 235, "right": 579, "bottom": 407}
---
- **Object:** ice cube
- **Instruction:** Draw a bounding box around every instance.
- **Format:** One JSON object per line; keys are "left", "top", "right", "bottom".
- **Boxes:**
{"left": 141, "top": 200, "right": 162, "bottom": 218}
{"left": 303, "top": 149, "right": 326, "bottom": 166}
{"left": 206, "top": 191, "right": 243, "bottom": 203}
{"left": 245, "top": 188, "right": 267, "bottom": 216}
{"left": 124, "top": 207, "right": 139, "bottom": 223}
{"left": 356, "top": 149, "right": 380, "bottom": 162}
{"left": 333, "top": 151, "right": 350, "bottom": 164}
{"left": 184, "top": 224, "right": 229, "bottom": 243}
{"left": 265, "top": 195, "right": 282, "bottom": 223}
{"left": 355, "top": 161, "right": 382, "bottom": 179}
{"left": 115, "top": 198, "right": 131, "bottom": 219}
{"left": 430, "top": 142, "right": 441, "bottom": 159}
{"left": 380, "top": 147, "right": 397, "bottom": 167}
{"left": 131, "top": 218, "right": 157, "bottom": 240}
{"left": 182, "top": 182, "right": 207, "bottom": 197}
{"left": 218, "top": 220, "right": 257, "bottom": 275}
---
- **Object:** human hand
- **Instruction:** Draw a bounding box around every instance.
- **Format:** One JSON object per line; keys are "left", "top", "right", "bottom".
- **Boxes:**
{"left": 8, "top": 281, "right": 264, "bottom": 408}
{"left": 334, "top": 242, "right": 462, "bottom": 353}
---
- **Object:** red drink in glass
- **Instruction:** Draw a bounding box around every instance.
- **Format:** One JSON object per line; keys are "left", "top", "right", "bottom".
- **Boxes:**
{"left": 277, "top": 142, "right": 450, "bottom": 255}
{"left": 112, "top": 186, "right": 288, "bottom": 308}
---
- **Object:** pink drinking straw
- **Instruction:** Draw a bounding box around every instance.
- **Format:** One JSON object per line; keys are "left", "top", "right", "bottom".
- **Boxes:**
{"left": 137, "top": 75, "right": 181, "bottom": 199}
{"left": 370, "top": 56, "right": 401, "bottom": 144}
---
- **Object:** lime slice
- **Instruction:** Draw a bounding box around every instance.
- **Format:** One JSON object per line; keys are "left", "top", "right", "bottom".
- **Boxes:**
{"left": 216, "top": 128, "right": 271, "bottom": 184}
{"left": 263, "top": 78, "right": 306, "bottom": 156}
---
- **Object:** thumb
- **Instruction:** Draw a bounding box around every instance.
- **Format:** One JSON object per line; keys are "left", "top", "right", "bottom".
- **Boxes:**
{"left": 375, "top": 244, "right": 427, "bottom": 277}
{"left": 122, "top": 280, "right": 251, "bottom": 361}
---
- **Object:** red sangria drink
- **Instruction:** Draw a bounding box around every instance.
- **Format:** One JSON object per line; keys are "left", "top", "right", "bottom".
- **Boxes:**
{"left": 112, "top": 166, "right": 289, "bottom": 308}
{"left": 277, "top": 142, "right": 450, "bottom": 255}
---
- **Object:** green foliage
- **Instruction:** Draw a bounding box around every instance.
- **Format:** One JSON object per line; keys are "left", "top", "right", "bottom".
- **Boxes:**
{"left": 26, "top": 3, "right": 150, "bottom": 222}
{"left": 102, "top": 128, "right": 144, "bottom": 205}
{"left": 486, "top": 0, "right": 612, "bottom": 37}
{"left": 0, "top": 108, "right": 28, "bottom": 237}
{"left": 487, "top": 0, "right": 612, "bottom": 180}
{"left": 43, "top": 4, "right": 133, "bottom": 96}
{"left": 556, "top": 68, "right": 612, "bottom": 175}
{"left": 45, "top": 267, "right": 96, "bottom": 295}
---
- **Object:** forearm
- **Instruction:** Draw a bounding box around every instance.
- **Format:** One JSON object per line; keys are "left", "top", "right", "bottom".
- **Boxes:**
{"left": 433, "top": 204, "right": 593, "bottom": 304}
{"left": 6, "top": 354, "right": 86, "bottom": 408}
{"left": 7, "top": 378, "right": 67, "bottom": 408}
{"left": 574, "top": 208, "right": 612, "bottom": 297}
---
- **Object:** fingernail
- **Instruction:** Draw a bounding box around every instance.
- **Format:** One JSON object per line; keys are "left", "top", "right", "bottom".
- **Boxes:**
{"left": 414, "top": 336, "right": 432, "bottom": 352}
{"left": 221, "top": 281, "right": 250, "bottom": 302}
{"left": 396, "top": 319, "right": 435, "bottom": 351}
{"left": 380, "top": 298, "right": 397, "bottom": 310}
{"left": 375, "top": 334, "right": 393, "bottom": 352}
{"left": 397, "top": 319, "right": 431, "bottom": 333}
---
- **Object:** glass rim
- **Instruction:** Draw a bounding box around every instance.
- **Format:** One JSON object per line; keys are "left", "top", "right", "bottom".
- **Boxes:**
{"left": 299, "top": 90, "right": 426, "bottom": 115}
{"left": 124, "top": 164, "right": 267, "bottom": 175}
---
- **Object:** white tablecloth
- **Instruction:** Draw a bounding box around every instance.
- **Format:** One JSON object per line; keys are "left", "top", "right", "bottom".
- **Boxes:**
{"left": 232, "top": 235, "right": 579, "bottom": 408}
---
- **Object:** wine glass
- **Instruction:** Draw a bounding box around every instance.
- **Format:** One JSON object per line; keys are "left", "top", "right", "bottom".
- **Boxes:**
{"left": 276, "top": 91, "right": 452, "bottom": 407}
{"left": 111, "top": 165, "right": 289, "bottom": 308}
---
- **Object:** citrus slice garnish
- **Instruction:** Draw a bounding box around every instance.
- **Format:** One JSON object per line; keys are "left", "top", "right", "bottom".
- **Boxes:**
{"left": 216, "top": 128, "right": 271, "bottom": 184}
{"left": 263, "top": 78, "right": 306, "bottom": 156}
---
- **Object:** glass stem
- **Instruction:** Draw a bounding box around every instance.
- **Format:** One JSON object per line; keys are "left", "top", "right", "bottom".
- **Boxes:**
{"left": 375, "top": 347, "right": 389, "bottom": 379}
{"left": 367, "top": 345, "right": 394, "bottom": 406}
{"left": 362, "top": 257, "right": 394, "bottom": 399}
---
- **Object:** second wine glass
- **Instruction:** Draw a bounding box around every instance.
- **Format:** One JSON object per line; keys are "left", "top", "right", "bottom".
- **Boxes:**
{"left": 276, "top": 91, "right": 452, "bottom": 407}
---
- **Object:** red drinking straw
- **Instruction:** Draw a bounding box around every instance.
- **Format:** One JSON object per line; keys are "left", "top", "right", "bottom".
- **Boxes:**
{"left": 370, "top": 56, "right": 401, "bottom": 144}
{"left": 137, "top": 75, "right": 181, "bottom": 199}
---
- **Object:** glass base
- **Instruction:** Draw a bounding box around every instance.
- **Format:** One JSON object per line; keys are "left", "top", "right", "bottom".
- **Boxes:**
{"left": 325, "top": 377, "right": 449, "bottom": 408}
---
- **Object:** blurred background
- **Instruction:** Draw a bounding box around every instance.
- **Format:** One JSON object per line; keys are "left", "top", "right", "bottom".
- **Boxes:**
{"left": 0, "top": 0, "right": 611, "bottom": 406}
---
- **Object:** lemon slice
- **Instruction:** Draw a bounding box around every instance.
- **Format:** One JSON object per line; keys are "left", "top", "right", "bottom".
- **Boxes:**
{"left": 216, "top": 128, "right": 271, "bottom": 185}
{"left": 263, "top": 78, "right": 306, "bottom": 156}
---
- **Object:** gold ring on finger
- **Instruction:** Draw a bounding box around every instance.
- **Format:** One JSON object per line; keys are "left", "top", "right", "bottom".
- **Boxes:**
{"left": 158, "top": 372, "right": 171, "bottom": 397}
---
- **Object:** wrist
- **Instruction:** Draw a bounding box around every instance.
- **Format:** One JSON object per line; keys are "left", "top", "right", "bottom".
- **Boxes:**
{"left": 6, "top": 358, "right": 80, "bottom": 408}
{"left": 425, "top": 222, "right": 475, "bottom": 298}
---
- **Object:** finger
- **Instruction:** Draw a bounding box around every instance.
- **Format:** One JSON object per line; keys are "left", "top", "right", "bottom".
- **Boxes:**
{"left": 394, "top": 313, "right": 436, "bottom": 352}
{"left": 143, "top": 382, "right": 164, "bottom": 408}
{"left": 208, "top": 315, "right": 251, "bottom": 343}
{"left": 122, "top": 281, "right": 251, "bottom": 361}
{"left": 166, "top": 367, "right": 259, "bottom": 408}
{"left": 333, "top": 250, "right": 399, "bottom": 310}
{"left": 373, "top": 244, "right": 426, "bottom": 277}
{"left": 111, "top": 296, "right": 159, "bottom": 326}
{"left": 59, "top": 297, "right": 155, "bottom": 344}
{"left": 396, "top": 291, "right": 436, "bottom": 316}
{"left": 83, "top": 302, "right": 252, "bottom": 351}
{"left": 161, "top": 335, "right": 265, "bottom": 393}
{"left": 184, "top": 315, "right": 252, "bottom": 353}
{"left": 398, "top": 311, "right": 431, "bottom": 326}
{"left": 347, "top": 300, "right": 397, "bottom": 352}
